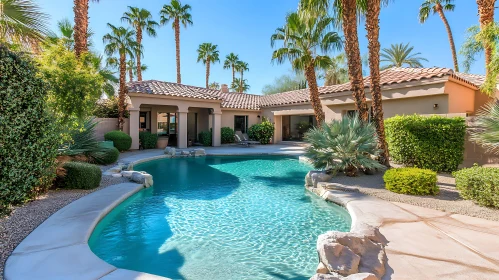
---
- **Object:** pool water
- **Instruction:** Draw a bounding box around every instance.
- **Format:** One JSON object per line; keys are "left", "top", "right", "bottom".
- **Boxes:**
{"left": 89, "top": 156, "right": 351, "bottom": 280}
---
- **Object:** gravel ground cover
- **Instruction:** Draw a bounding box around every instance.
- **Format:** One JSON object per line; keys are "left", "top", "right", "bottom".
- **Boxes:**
{"left": 0, "top": 167, "right": 128, "bottom": 279}
{"left": 330, "top": 172, "right": 499, "bottom": 222}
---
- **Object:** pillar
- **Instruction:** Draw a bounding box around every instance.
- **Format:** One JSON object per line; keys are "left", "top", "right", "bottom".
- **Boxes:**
{"left": 273, "top": 115, "right": 282, "bottom": 144}
{"left": 129, "top": 108, "right": 140, "bottom": 150}
{"left": 212, "top": 112, "right": 222, "bottom": 147}
{"left": 177, "top": 110, "right": 188, "bottom": 149}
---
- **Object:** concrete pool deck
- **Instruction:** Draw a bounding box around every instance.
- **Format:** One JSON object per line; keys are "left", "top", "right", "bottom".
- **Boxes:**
{"left": 4, "top": 147, "right": 499, "bottom": 279}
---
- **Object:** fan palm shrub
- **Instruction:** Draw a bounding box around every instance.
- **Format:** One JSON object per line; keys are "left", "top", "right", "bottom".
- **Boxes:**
{"left": 304, "top": 115, "right": 385, "bottom": 176}
{"left": 470, "top": 101, "right": 499, "bottom": 154}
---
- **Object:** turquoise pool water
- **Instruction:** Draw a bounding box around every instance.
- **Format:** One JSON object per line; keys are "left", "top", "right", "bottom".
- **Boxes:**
{"left": 89, "top": 156, "right": 351, "bottom": 280}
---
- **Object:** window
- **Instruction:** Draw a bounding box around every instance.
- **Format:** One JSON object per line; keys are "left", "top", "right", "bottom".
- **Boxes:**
{"left": 139, "top": 112, "right": 147, "bottom": 129}
{"left": 234, "top": 115, "right": 248, "bottom": 133}
{"left": 345, "top": 108, "right": 374, "bottom": 122}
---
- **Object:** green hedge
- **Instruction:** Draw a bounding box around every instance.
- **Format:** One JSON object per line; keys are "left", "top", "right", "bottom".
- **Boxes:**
{"left": 385, "top": 115, "right": 466, "bottom": 172}
{"left": 104, "top": 130, "right": 132, "bottom": 151}
{"left": 59, "top": 162, "right": 102, "bottom": 189}
{"left": 248, "top": 117, "right": 274, "bottom": 144}
{"left": 453, "top": 165, "right": 499, "bottom": 208}
{"left": 93, "top": 147, "right": 120, "bottom": 165}
{"left": 199, "top": 130, "right": 212, "bottom": 146}
{"left": 221, "top": 127, "right": 235, "bottom": 144}
{"left": 139, "top": 131, "right": 158, "bottom": 149}
{"left": 384, "top": 167, "right": 438, "bottom": 195}
{"left": 0, "top": 46, "right": 59, "bottom": 216}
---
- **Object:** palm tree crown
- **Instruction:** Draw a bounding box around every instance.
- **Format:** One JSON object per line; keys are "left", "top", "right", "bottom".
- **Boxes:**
{"left": 0, "top": 0, "right": 50, "bottom": 50}
{"left": 197, "top": 43, "right": 220, "bottom": 88}
{"left": 380, "top": 43, "right": 428, "bottom": 69}
{"left": 223, "top": 53, "right": 240, "bottom": 84}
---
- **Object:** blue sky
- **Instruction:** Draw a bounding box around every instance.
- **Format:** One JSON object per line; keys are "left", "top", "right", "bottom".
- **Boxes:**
{"left": 38, "top": 0, "right": 489, "bottom": 94}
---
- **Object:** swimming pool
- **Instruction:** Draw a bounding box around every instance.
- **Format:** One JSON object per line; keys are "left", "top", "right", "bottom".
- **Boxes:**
{"left": 89, "top": 156, "right": 351, "bottom": 280}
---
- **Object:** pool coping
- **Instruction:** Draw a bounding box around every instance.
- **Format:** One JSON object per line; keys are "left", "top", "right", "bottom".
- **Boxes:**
{"left": 4, "top": 152, "right": 387, "bottom": 280}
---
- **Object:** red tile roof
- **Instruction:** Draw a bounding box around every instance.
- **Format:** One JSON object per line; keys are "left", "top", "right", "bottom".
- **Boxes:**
{"left": 127, "top": 68, "right": 487, "bottom": 110}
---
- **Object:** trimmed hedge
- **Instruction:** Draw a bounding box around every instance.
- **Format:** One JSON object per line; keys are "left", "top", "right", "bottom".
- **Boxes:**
{"left": 221, "top": 127, "right": 235, "bottom": 144}
{"left": 93, "top": 147, "right": 120, "bottom": 165}
{"left": 59, "top": 162, "right": 102, "bottom": 189}
{"left": 385, "top": 115, "right": 466, "bottom": 172}
{"left": 453, "top": 165, "right": 499, "bottom": 208}
{"left": 104, "top": 130, "right": 132, "bottom": 151}
{"left": 0, "top": 46, "right": 59, "bottom": 215}
{"left": 139, "top": 131, "right": 158, "bottom": 149}
{"left": 199, "top": 130, "right": 212, "bottom": 146}
{"left": 384, "top": 167, "right": 438, "bottom": 195}
{"left": 248, "top": 117, "right": 274, "bottom": 144}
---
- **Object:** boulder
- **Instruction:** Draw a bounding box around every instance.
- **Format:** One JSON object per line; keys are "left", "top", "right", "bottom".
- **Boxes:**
{"left": 164, "top": 147, "right": 176, "bottom": 156}
{"left": 121, "top": 171, "right": 134, "bottom": 178}
{"left": 111, "top": 173, "right": 122, "bottom": 178}
{"left": 181, "top": 150, "right": 190, "bottom": 156}
{"left": 306, "top": 171, "right": 333, "bottom": 188}
{"left": 317, "top": 262, "right": 330, "bottom": 274}
{"left": 108, "top": 165, "right": 122, "bottom": 173}
{"left": 344, "top": 273, "right": 378, "bottom": 280}
{"left": 317, "top": 234, "right": 360, "bottom": 275}
{"left": 310, "top": 273, "right": 343, "bottom": 280}
{"left": 130, "top": 171, "right": 153, "bottom": 187}
{"left": 193, "top": 148, "right": 206, "bottom": 157}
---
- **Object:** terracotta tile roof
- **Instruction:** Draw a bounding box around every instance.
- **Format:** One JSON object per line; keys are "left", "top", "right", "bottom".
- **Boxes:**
{"left": 127, "top": 80, "right": 223, "bottom": 101}
{"left": 217, "top": 92, "right": 261, "bottom": 110}
{"left": 453, "top": 72, "right": 487, "bottom": 87}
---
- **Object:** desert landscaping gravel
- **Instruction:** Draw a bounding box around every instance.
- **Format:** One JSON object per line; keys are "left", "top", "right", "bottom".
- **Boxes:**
{"left": 0, "top": 172, "right": 128, "bottom": 279}
{"left": 330, "top": 172, "right": 499, "bottom": 222}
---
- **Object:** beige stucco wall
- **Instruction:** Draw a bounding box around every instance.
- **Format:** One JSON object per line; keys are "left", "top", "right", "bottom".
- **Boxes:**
{"left": 93, "top": 118, "right": 130, "bottom": 141}
{"left": 220, "top": 109, "right": 261, "bottom": 130}
{"left": 444, "top": 81, "right": 475, "bottom": 114}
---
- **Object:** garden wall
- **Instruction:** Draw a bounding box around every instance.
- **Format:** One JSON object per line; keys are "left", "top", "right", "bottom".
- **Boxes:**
{"left": 94, "top": 118, "right": 130, "bottom": 141}
{"left": 462, "top": 117, "right": 499, "bottom": 167}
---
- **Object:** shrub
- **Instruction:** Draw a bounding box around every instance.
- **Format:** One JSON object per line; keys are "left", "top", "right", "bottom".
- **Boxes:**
{"left": 59, "top": 162, "right": 102, "bottom": 189}
{"left": 385, "top": 115, "right": 466, "bottom": 172}
{"left": 139, "top": 131, "right": 158, "bottom": 149}
{"left": 105, "top": 130, "right": 132, "bottom": 151}
{"left": 248, "top": 117, "right": 274, "bottom": 144}
{"left": 92, "top": 97, "right": 129, "bottom": 118}
{"left": 453, "top": 165, "right": 499, "bottom": 208}
{"left": 221, "top": 127, "right": 235, "bottom": 144}
{"left": 63, "top": 118, "right": 104, "bottom": 161}
{"left": 93, "top": 148, "right": 120, "bottom": 165}
{"left": 199, "top": 130, "right": 212, "bottom": 146}
{"left": 0, "top": 46, "right": 59, "bottom": 215}
{"left": 384, "top": 168, "right": 438, "bottom": 195}
{"left": 304, "top": 114, "right": 385, "bottom": 176}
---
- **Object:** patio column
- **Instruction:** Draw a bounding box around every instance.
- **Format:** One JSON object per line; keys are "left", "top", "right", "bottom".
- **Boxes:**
{"left": 129, "top": 108, "right": 140, "bottom": 150}
{"left": 212, "top": 112, "right": 221, "bottom": 147}
{"left": 273, "top": 115, "right": 282, "bottom": 144}
{"left": 177, "top": 109, "right": 188, "bottom": 149}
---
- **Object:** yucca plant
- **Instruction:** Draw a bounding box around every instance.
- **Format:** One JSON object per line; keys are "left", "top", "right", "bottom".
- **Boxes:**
{"left": 61, "top": 118, "right": 107, "bottom": 163}
{"left": 471, "top": 100, "right": 499, "bottom": 154}
{"left": 304, "top": 115, "right": 385, "bottom": 176}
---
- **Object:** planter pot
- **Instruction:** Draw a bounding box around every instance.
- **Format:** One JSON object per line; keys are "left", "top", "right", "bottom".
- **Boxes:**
{"left": 156, "top": 136, "right": 169, "bottom": 149}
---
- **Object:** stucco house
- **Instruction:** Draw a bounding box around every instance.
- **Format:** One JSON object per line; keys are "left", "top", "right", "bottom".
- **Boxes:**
{"left": 123, "top": 67, "right": 496, "bottom": 150}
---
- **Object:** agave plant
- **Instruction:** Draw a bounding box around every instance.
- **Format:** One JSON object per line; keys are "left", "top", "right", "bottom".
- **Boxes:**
{"left": 304, "top": 115, "right": 385, "bottom": 176}
{"left": 61, "top": 118, "right": 106, "bottom": 163}
{"left": 470, "top": 101, "right": 499, "bottom": 154}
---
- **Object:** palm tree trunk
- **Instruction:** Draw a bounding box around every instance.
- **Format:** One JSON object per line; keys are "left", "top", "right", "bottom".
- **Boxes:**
{"left": 136, "top": 27, "right": 143, "bottom": 81}
{"left": 175, "top": 19, "right": 181, "bottom": 84}
{"left": 240, "top": 72, "right": 244, "bottom": 93}
{"left": 232, "top": 66, "right": 235, "bottom": 84}
{"left": 205, "top": 58, "right": 210, "bottom": 89}
{"left": 305, "top": 63, "right": 325, "bottom": 124}
{"left": 436, "top": 4, "right": 459, "bottom": 72}
{"left": 366, "top": 0, "right": 390, "bottom": 167}
{"left": 129, "top": 64, "right": 133, "bottom": 82}
{"left": 477, "top": 0, "right": 496, "bottom": 72}
{"left": 73, "top": 0, "right": 89, "bottom": 58}
{"left": 341, "top": 0, "right": 369, "bottom": 122}
{"left": 118, "top": 53, "right": 127, "bottom": 131}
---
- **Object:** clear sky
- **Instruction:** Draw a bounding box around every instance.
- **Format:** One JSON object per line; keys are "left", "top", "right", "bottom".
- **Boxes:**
{"left": 38, "top": 0, "right": 491, "bottom": 94}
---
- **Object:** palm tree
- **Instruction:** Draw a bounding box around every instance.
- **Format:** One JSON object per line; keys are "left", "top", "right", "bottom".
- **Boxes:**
{"left": 125, "top": 59, "right": 148, "bottom": 82}
{"left": 209, "top": 82, "right": 220, "bottom": 90}
{"left": 88, "top": 54, "right": 118, "bottom": 98}
{"left": 476, "top": 0, "right": 496, "bottom": 70}
{"left": 197, "top": 43, "right": 220, "bottom": 89}
{"left": 271, "top": 11, "right": 342, "bottom": 124}
{"left": 73, "top": 0, "right": 99, "bottom": 57}
{"left": 231, "top": 78, "right": 250, "bottom": 93}
{"left": 235, "top": 61, "right": 249, "bottom": 93}
{"left": 223, "top": 53, "right": 240, "bottom": 84}
{"left": 323, "top": 53, "right": 348, "bottom": 86}
{"left": 380, "top": 43, "right": 428, "bottom": 69}
{"left": 47, "top": 18, "right": 95, "bottom": 51}
{"left": 122, "top": 6, "right": 158, "bottom": 82}
{"left": 160, "top": 0, "right": 193, "bottom": 84}
{"left": 102, "top": 24, "right": 139, "bottom": 130}
{"left": 471, "top": 101, "right": 499, "bottom": 154}
{"left": 0, "top": 0, "right": 50, "bottom": 50}
{"left": 419, "top": 0, "right": 458, "bottom": 71}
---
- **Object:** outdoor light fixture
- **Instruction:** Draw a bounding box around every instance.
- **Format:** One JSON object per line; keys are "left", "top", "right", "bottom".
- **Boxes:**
{"left": 257, "top": 115, "right": 261, "bottom": 118}
{"left": 433, "top": 104, "right": 439, "bottom": 109}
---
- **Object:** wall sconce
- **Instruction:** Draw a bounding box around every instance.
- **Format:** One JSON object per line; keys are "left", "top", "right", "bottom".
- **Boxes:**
{"left": 257, "top": 115, "right": 261, "bottom": 118}
{"left": 433, "top": 104, "right": 439, "bottom": 109}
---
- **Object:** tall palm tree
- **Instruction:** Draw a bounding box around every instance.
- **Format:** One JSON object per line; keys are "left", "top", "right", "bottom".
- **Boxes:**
{"left": 88, "top": 54, "right": 118, "bottom": 98}
{"left": 476, "top": 0, "right": 496, "bottom": 70}
{"left": 0, "top": 0, "right": 50, "bottom": 50}
{"left": 122, "top": 6, "right": 158, "bottom": 82}
{"left": 125, "top": 58, "right": 148, "bottom": 82}
{"left": 235, "top": 61, "right": 249, "bottom": 93}
{"left": 102, "top": 24, "right": 139, "bottom": 130}
{"left": 223, "top": 53, "right": 240, "bottom": 84}
{"left": 419, "top": 0, "right": 458, "bottom": 71}
{"left": 73, "top": 0, "right": 99, "bottom": 57}
{"left": 231, "top": 78, "right": 250, "bottom": 93}
{"left": 380, "top": 43, "right": 428, "bottom": 69}
{"left": 160, "top": 0, "right": 193, "bottom": 84}
{"left": 271, "top": 11, "right": 342, "bottom": 124}
{"left": 197, "top": 43, "right": 220, "bottom": 89}
{"left": 323, "top": 53, "right": 348, "bottom": 86}
{"left": 47, "top": 18, "right": 94, "bottom": 51}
